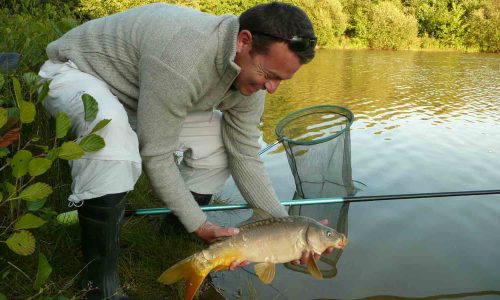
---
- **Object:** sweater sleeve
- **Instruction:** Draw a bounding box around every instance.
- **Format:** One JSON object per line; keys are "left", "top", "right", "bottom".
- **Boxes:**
{"left": 137, "top": 55, "right": 207, "bottom": 232}
{"left": 222, "top": 92, "right": 288, "bottom": 218}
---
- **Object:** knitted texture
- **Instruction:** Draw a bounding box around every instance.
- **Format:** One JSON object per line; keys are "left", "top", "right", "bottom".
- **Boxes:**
{"left": 46, "top": 3, "right": 287, "bottom": 232}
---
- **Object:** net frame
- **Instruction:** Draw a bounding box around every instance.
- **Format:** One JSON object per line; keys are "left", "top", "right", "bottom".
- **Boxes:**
{"left": 275, "top": 105, "right": 354, "bottom": 145}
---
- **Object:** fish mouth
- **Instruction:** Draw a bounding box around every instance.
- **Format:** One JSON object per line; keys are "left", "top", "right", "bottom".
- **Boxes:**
{"left": 335, "top": 234, "right": 348, "bottom": 250}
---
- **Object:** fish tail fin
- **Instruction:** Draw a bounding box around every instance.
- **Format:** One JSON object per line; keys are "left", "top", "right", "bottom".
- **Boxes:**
{"left": 158, "top": 254, "right": 211, "bottom": 300}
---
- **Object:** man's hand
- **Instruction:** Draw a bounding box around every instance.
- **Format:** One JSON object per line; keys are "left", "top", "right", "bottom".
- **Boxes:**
{"left": 194, "top": 220, "right": 237, "bottom": 243}
{"left": 193, "top": 221, "right": 251, "bottom": 270}
{"left": 290, "top": 219, "right": 334, "bottom": 265}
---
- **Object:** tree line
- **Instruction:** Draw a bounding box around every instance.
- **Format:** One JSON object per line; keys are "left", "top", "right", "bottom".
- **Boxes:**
{"left": 76, "top": 0, "right": 500, "bottom": 52}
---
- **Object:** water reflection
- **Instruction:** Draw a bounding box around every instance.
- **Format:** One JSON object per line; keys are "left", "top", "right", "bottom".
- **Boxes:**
{"left": 213, "top": 50, "right": 500, "bottom": 299}
{"left": 262, "top": 49, "right": 500, "bottom": 145}
{"left": 313, "top": 290, "right": 500, "bottom": 300}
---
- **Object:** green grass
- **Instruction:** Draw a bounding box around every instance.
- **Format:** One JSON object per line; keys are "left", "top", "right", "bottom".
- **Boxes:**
{"left": 119, "top": 214, "right": 204, "bottom": 299}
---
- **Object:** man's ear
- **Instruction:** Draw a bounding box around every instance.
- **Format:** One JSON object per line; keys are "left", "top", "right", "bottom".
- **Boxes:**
{"left": 236, "top": 29, "right": 253, "bottom": 54}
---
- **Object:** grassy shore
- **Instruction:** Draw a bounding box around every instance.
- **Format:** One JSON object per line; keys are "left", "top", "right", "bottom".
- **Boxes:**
{"left": 1, "top": 174, "right": 211, "bottom": 299}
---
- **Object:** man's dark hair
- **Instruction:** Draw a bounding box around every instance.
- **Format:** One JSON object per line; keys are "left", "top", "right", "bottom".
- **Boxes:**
{"left": 239, "top": 2, "right": 316, "bottom": 64}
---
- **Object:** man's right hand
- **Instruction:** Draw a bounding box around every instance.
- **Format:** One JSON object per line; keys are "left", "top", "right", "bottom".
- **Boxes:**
{"left": 193, "top": 221, "right": 251, "bottom": 270}
{"left": 193, "top": 220, "right": 239, "bottom": 244}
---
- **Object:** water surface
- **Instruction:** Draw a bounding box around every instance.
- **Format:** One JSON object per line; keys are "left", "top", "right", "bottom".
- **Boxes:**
{"left": 210, "top": 49, "right": 500, "bottom": 300}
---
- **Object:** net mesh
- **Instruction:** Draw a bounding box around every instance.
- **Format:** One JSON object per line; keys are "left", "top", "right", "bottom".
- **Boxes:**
{"left": 276, "top": 105, "right": 355, "bottom": 200}
{"left": 276, "top": 105, "right": 354, "bottom": 277}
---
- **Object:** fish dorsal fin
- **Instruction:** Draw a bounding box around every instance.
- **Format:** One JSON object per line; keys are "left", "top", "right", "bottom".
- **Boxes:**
{"left": 254, "top": 262, "right": 276, "bottom": 284}
{"left": 307, "top": 254, "right": 323, "bottom": 280}
{"left": 237, "top": 208, "right": 273, "bottom": 227}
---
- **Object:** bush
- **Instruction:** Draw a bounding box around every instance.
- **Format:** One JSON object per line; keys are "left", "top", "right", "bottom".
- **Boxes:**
{"left": 0, "top": 71, "right": 110, "bottom": 298}
{"left": 465, "top": 4, "right": 500, "bottom": 52}
{"left": 0, "top": 3, "right": 78, "bottom": 71}
{"left": 200, "top": 0, "right": 262, "bottom": 15}
{"left": 288, "top": 0, "right": 348, "bottom": 47}
{"left": 77, "top": 0, "right": 204, "bottom": 18}
{"left": 439, "top": 2, "right": 468, "bottom": 48}
{"left": 367, "top": 1, "right": 418, "bottom": 50}
{"left": 416, "top": 1, "right": 450, "bottom": 38}
{"left": 415, "top": 1, "right": 471, "bottom": 49}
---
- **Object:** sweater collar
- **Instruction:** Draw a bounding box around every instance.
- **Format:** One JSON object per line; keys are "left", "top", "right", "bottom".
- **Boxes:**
{"left": 216, "top": 15, "right": 240, "bottom": 88}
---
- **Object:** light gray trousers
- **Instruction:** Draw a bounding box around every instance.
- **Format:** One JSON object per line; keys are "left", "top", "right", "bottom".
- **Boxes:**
{"left": 39, "top": 60, "right": 230, "bottom": 206}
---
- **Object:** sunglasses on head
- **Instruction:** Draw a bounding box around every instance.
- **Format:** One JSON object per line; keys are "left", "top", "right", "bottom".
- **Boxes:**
{"left": 251, "top": 31, "right": 317, "bottom": 52}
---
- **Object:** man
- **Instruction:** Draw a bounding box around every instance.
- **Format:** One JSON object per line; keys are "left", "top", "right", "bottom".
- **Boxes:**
{"left": 39, "top": 2, "right": 322, "bottom": 299}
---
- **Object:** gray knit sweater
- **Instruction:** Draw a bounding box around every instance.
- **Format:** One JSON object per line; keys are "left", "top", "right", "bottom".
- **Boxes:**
{"left": 46, "top": 3, "right": 288, "bottom": 232}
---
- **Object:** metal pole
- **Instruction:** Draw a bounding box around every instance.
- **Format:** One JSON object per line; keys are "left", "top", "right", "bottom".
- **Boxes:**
{"left": 125, "top": 189, "right": 500, "bottom": 216}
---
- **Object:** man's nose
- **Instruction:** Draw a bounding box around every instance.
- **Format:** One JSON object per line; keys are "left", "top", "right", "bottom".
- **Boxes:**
{"left": 264, "top": 79, "right": 281, "bottom": 94}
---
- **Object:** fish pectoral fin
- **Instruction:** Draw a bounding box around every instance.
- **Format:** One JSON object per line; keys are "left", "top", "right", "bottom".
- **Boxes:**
{"left": 254, "top": 262, "right": 276, "bottom": 284}
{"left": 307, "top": 254, "right": 323, "bottom": 280}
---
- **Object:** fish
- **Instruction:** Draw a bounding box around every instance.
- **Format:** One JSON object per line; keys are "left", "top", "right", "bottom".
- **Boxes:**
{"left": 158, "top": 215, "right": 348, "bottom": 300}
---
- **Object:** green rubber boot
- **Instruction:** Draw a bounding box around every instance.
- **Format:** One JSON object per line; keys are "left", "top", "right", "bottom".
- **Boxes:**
{"left": 78, "top": 193, "right": 128, "bottom": 300}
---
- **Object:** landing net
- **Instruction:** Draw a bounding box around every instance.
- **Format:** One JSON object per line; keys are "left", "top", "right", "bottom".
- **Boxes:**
{"left": 275, "top": 105, "right": 354, "bottom": 277}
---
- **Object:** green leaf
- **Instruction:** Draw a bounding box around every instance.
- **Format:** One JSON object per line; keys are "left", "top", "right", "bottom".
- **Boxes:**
{"left": 79, "top": 134, "right": 105, "bottom": 152}
{"left": 19, "top": 182, "right": 53, "bottom": 201}
{"left": 28, "top": 158, "right": 52, "bottom": 177}
{"left": 38, "top": 81, "right": 50, "bottom": 103}
{"left": 26, "top": 198, "right": 47, "bottom": 211}
{"left": 14, "top": 213, "right": 47, "bottom": 230}
{"left": 0, "top": 107, "right": 7, "bottom": 128}
{"left": 0, "top": 191, "right": 3, "bottom": 203}
{"left": 6, "top": 182, "right": 16, "bottom": 198}
{"left": 22, "top": 72, "right": 39, "bottom": 87}
{"left": 13, "top": 77, "right": 23, "bottom": 103}
{"left": 46, "top": 147, "right": 61, "bottom": 161}
{"left": 33, "top": 252, "right": 52, "bottom": 290}
{"left": 8, "top": 107, "right": 19, "bottom": 118}
{"left": 41, "top": 296, "right": 69, "bottom": 300}
{"left": 6, "top": 230, "right": 36, "bottom": 256}
{"left": 19, "top": 100, "right": 36, "bottom": 123}
{"left": 56, "top": 210, "right": 79, "bottom": 225}
{"left": 10, "top": 150, "right": 33, "bottom": 178}
{"left": 0, "top": 73, "right": 4, "bottom": 90}
{"left": 0, "top": 291, "right": 7, "bottom": 300}
{"left": 1, "top": 269, "right": 9, "bottom": 280}
{"left": 55, "top": 112, "right": 71, "bottom": 139}
{"left": 58, "top": 141, "right": 84, "bottom": 160}
{"left": 82, "top": 93, "right": 98, "bottom": 122}
{"left": 0, "top": 148, "right": 9, "bottom": 158}
{"left": 32, "top": 144, "right": 49, "bottom": 152}
{"left": 90, "top": 119, "right": 111, "bottom": 134}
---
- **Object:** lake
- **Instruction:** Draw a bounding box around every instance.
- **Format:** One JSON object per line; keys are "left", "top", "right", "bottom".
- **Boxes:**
{"left": 208, "top": 49, "right": 500, "bottom": 300}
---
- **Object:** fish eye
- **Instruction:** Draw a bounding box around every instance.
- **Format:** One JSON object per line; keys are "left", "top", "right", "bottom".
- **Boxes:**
{"left": 326, "top": 231, "right": 332, "bottom": 237}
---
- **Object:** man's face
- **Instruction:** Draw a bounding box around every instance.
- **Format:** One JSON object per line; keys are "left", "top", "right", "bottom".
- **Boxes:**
{"left": 234, "top": 30, "right": 302, "bottom": 96}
